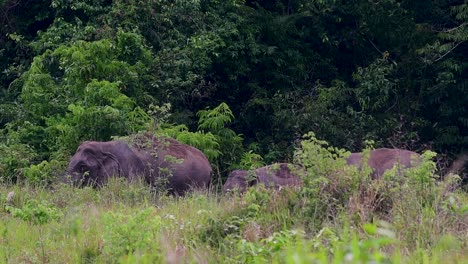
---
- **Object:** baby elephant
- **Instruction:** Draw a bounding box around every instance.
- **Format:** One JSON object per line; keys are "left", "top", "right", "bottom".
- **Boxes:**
{"left": 223, "top": 163, "right": 303, "bottom": 193}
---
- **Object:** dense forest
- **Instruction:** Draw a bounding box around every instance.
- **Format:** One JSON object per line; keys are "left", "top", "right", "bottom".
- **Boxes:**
{"left": 0, "top": 1, "right": 467, "bottom": 263}
{"left": 1, "top": 0, "right": 467, "bottom": 182}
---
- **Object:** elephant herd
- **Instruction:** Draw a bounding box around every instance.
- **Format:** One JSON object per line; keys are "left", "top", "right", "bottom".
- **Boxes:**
{"left": 66, "top": 135, "right": 421, "bottom": 195}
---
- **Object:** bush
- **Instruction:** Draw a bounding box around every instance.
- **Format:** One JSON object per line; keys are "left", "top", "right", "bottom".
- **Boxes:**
{"left": 0, "top": 141, "right": 38, "bottom": 184}
{"left": 200, "top": 185, "right": 301, "bottom": 255}
{"left": 235, "top": 222, "right": 397, "bottom": 263}
{"left": 102, "top": 208, "right": 163, "bottom": 261}
{"left": 294, "top": 132, "right": 368, "bottom": 230}
{"left": 6, "top": 199, "right": 61, "bottom": 225}
{"left": 293, "top": 132, "right": 468, "bottom": 257}
{"left": 22, "top": 159, "right": 65, "bottom": 186}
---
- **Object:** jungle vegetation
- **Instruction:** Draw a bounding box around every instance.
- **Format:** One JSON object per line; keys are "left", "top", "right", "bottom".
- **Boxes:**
{"left": 1, "top": 0, "right": 467, "bottom": 181}
{"left": 0, "top": 0, "right": 467, "bottom": 262}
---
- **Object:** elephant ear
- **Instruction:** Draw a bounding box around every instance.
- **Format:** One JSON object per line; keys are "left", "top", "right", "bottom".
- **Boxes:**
{"left": 80, "top": 148, "right": 100, "bottom": 168}
{"left": 101, "top": 151, "right": 122, "bottom": 177}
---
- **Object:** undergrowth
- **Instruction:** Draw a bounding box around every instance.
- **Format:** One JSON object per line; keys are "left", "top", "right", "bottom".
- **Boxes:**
{"left": 0, "top": 135, "right": 466, "bottom": 263}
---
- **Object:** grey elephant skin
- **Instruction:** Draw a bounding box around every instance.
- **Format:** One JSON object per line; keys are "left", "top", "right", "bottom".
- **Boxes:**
{"left": 346, "top": 148, "right": 420, "bottom": 179}
{"left": 223, "top": 163, "right": 303, "bottom": 193}
{"left": 66, "top": 136, "right": 212, "bottom": 194}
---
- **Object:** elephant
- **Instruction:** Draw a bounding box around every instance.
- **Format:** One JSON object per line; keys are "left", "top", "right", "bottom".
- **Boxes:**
{"left": 222, "top": 163, "right": 303, "bottom": 193}
{"left": 346, "top": 148, "right": 421, "bottom": 179}
{"left": 66, "top": 135, "right": 212, "bottom": 194}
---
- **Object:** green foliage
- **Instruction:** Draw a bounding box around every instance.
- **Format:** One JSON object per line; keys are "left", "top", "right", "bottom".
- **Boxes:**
{"left": 2, "top": 0, "right": 468, "bottom": 251}
{"left": 1, "top": 0, "right": 468, "bottom": 206}
{"left": 292, "top": 132, "right": 468, "bottom": 257}
{"left": 6, "top": 199, "right": 61, "bottom": 225}
{"left": 415, "top": 2, "right": 468, "bottom": 152}
{"left": 294, "top": 132, "right": 367, "bottom": 229}
{"left": 238, "top": 151, "right": 265, "bottom": 170}
{"left": 236, "top": 222, "right": 396, "bottom": 263}
{"left": 353, "top": 57, "right": 396, "bottom": 111}
{"left": 201, "top": 184, "right": 302, "bottom": 256}
{"left": 0, "top": 0, "right": 54, "bottom": 92}
{"left": 172, "top": 129, "right": 222, "bottom": 162}
{"left": 147, "top": 103, "right": 173, "bottom": 132}
{"left": 22, "top": 160, "right": 64, "bottom": 186}
{"left": 97, "top": 178, "right": 154, "bottom": 207}
{"left": 157, "top": 111, "right": 222, "bottom": 162}
{"left": 196, "top": 102, "right": 244, "bottom": 168}
{"left": 386, "top": 152, "right": 467, "bottom": 250}
{"left": 4, "top": 30, "right": 154, "bottom": 166}
{"left": 158, "top": 102, "right": 247, "bottom": 180}
{"left": 45, "top": 80, "right": 150, "bottom": 155}
{"left": 197, "top": 102, "right": 235, "bottom": 132}
{"left": 236, "top": 229, "right": 306, "bottom": 263}
{"left": 0, "top": 140, "right": 38, "bottom": 183}
{"left": 0, "top": 178, "right": 466, "bottom": 263}
{"left": 102, "top": 208, "right": 163, "bottom": 261}
{"left": 294, "top": 132, "right": 352, "bottom": 177}
{"left": 29, "top": 17, "right": 97, "bottom": 54}
{"left": 2, "top": 0, "right": 468, "bottom": 172}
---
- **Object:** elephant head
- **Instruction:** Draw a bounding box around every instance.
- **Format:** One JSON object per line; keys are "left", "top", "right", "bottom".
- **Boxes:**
{"left": 66, "top": 141, "right": 144, "bottom": 187}
{"left": 222, "top": 170, "right": 250, "bottom": 193}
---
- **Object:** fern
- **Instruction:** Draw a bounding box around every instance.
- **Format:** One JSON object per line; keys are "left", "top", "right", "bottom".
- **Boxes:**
{"left": 197, "top": 102, "right": 234, "bottom": 132}
{"left": 176, "top": 131, "right": 221, "bottom": 161}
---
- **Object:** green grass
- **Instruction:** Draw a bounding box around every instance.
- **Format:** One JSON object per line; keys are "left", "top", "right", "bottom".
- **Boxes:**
{"left": 2, "top": 133, "right": 466, "bottom": 263}
{"left": 0, "top": 175, "right": 466, "bottom": 264}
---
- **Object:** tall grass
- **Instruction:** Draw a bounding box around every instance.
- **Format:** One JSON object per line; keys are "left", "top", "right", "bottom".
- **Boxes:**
{"left": 0, "top": 145, "right": 467, "bottom": 263}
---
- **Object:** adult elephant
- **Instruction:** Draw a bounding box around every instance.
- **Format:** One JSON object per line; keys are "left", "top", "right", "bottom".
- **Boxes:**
{"left": 66, "top": 135, "right": 212, "bottom": 194}
{"left": 223, "top": 163, "right": 303, "bottom": 193}
{"left": 346, "top": 148, "right": 421, "bottom": 179}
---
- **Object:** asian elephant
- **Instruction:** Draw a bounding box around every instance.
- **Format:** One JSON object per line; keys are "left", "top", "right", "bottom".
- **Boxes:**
{"left": 223, "top": 163, "right": 303, "bottom": 193}
{"left": 346, "top": 148, "right": 421, "bottom": 179}
{"left": 66, "top": 135, "right": 212, "bottom": 194}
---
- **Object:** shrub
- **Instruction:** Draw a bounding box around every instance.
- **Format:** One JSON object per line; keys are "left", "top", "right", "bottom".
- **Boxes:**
{"left": 200, "top": 185, "right": 301, "bottom": 255}
{"left": 0, "top": 142, "right": 38, "bottom": 184}
{"left": 294, "top": 132, "right": 468, "bottom": 257}
{"left": 233, "top": 221, "right": 396, "bottom": 263}
{"left": 22, "top": 159, "right": 65, "bottom": 186}
{"left": 293, "top": 132, "right": 368, "bottom": 230}
{"left": 6, "top": 199, "right": 61, "bottom": 225}
{"left": 102, "top": 208, "right": 163, "bottom": 261}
